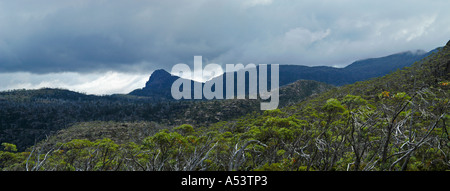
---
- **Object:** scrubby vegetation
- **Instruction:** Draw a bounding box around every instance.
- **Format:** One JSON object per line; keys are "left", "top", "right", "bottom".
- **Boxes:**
{"left": 0, "top": 41, "right": 448, "bottom": 171}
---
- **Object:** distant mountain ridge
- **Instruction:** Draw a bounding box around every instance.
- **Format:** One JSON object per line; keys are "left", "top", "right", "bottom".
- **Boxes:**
{"left": 129, "top": 49, "right": 436, "bottom": 99}
{"left": 129, "top": 69, "right": 202, "bottom": 100}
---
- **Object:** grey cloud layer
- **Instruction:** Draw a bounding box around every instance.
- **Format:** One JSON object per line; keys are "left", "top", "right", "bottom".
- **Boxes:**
{"left": 0, "top": 0, "right": 449, "bottom": 74}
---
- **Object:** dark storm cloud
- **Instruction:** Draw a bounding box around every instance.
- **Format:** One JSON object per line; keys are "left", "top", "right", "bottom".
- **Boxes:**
{"left": 0, "top": 0, "right": 449, "bottom": 74}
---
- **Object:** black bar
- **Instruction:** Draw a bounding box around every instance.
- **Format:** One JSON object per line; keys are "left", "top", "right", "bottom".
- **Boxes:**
{"left": 0, "top": 171, "right": 446, "bottom": 190}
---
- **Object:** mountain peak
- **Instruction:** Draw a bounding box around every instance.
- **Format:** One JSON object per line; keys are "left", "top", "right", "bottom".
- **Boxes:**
{"left": 129, "top": 69, "right": 180, "bottom": 97}
{"left": 152, "top": 69, "right": 171, "bottom": 76}
{"left": 149, "top": 69, "right": 172, "bottom": 80}
{"left": 145, "top": 69, "right": 173, "bottom": 86}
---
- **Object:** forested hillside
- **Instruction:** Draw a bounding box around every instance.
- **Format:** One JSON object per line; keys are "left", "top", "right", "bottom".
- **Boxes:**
{"left": 0, "top": 79, "right": 331, "bottom": 151}
{"left": 1, "top": 40, "right": 448, "bottom": 171}
{"left": 0, "top": 42, "right": 450, "bottom": 171}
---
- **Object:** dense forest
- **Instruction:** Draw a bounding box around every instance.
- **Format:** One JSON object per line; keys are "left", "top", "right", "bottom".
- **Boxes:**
{"left": 0, "top": 40, "right": 448, "bottom": 171}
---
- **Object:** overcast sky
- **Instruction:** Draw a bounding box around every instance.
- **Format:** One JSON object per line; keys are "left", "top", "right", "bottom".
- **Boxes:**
{"left": 0, "top": 0, "right": 449, "bottom": 94}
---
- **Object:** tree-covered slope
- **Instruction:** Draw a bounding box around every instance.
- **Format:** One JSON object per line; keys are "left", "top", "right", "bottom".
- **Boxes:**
{"left": 0, "top": 41, "right": 447, "bottom": 171}
{"left": 0, "top": 78, "right": 331, "bottom": 151}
